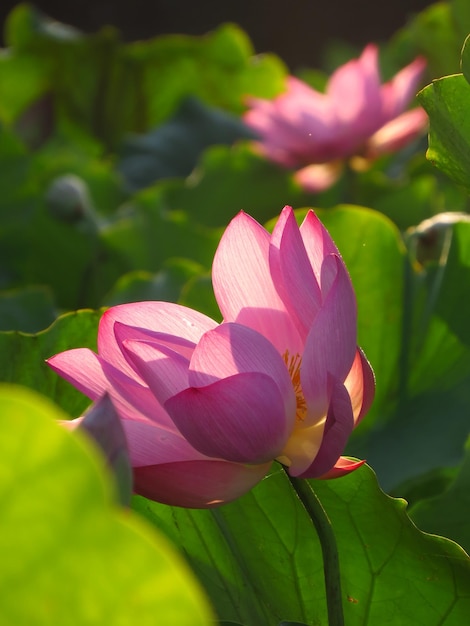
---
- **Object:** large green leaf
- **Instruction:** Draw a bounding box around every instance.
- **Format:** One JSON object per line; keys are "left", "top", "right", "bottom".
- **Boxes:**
{"left": 418, "top": 73, "right": 470, "bottom": 191}
{"left": 0, "top": 384, "right": 213, "bottom": 625}
{"left": 353, "top": 164, "right": 463, "bottom": 232}
{"left": 432, "top": 216, "right": 470, "bottom": 347}
{"left": 350, "top": 216, "right": 470, "bottom": 493}
{"left": 0, "top": 286, "right": 57, "bottom": 332}
{"left": 460, "top": 33, "right": 470, "bottom": 85}
{"left": 314, "top": 207, "right": 405, "bottom": 427}
{"left": 410, "top": 440, "right": 470, "bottom": 553}
{"left": 352, "top": 376, "right": 470, "bottom": 495}
{"left": 278, "top": 209, "right": 470, "bottom": 499}
{"left": 0, "top": 309, "right": 101, "bottom": 416}
{"left": 134, "top": 464, "right": 470, "bottom": 625}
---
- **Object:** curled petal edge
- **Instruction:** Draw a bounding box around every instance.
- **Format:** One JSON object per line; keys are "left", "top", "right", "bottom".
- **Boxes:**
{"left": 317, "top": 457, "right": 366, "bottom": 479}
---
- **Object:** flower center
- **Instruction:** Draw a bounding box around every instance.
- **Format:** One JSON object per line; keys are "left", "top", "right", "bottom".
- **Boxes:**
{"left": 283, "top": 350, "right": 307, "bottom": 422}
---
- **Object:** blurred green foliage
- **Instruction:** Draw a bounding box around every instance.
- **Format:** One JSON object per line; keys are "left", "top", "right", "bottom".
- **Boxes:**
{"left": 0, "top": 385, "right": 214, "bottom": 625}
{"left": 1, "top": 3, "right": 470, "bottom": 624}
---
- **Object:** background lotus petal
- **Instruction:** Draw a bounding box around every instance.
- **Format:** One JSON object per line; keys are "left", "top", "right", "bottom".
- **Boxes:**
{"left": 243, "top": 43, "right": 427, "bottom": 190}
{"left": 328, "top": 44, "right": 383, "bottom": 137}
{"left": 294, "top": 162, "right": 343, "bottom": 192}
{"left": 366, "top": 107, "right": 428, "bottom": 158}
{"left": 381, "top": 55, "right": 428, "bottom": 119}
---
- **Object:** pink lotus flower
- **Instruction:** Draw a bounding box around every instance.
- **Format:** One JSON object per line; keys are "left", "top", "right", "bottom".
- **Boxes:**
{"left": 48, "top": 207, "right": 374, "bottom": 508}
{"left": 244, "top": 45, "right": 427, "bottom": 191}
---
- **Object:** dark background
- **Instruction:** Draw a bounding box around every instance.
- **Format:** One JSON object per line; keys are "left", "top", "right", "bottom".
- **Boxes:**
{"left": 1, "top": 0, "right": 433, "bottom": 68}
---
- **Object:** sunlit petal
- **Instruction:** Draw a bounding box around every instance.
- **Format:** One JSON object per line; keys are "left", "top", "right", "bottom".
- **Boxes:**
{"left": 98, "top": 301, "right": 217, "bottom": 377}
{"left": 47, "top": 348, "right": 108, "bottom": 401}
{"left": 166, "top": 372, "right": 291, "bottom": 463}
{"left": 302, "top": 256, "right": 357, "bottom": 421}
{"left": 134, "top": 459, "right": 272, "bottom": 508}
{"left": 296, "top": 378, "right": 355, "bottom": 478}
{"left": 213, "top": 211, "right": 302, "bottom": 354}
{"left": 366, "top": 107, "right": 428, "bottom": 158}
{"left": 188, "top": 322, "right": 296, "bottom": 420}
{"left": 120, "top": 339, "right": 190, "bottom": 406}
{"left": 344, "top": 347, "right": 376, "bottom": 424}
{"left": 269, "top": 206, "right": 321, "bottom": 339}
{"left": 318, "top": 457, "right": 366, "bottom": 479}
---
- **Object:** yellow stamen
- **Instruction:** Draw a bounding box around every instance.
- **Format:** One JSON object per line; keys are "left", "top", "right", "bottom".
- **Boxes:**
{"left": 283, "top": 350, "right": 307, "bottom": 421}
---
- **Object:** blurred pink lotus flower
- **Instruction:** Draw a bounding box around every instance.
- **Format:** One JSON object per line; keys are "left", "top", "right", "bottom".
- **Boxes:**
{"left": 48, "top": 207, "right": 374, "bottom": 508}
{"left": 244, "top": 45, "right": 427, "bottom": 191}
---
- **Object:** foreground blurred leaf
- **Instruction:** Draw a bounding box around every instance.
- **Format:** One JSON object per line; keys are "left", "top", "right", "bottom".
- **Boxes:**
{"left": 0, "top": 385, "right": 213, "bottom": 625}
{"left": 134, "top": 464, "right": 470, "bottom": 626}
{"left": 350, "top": 216, "right": 470, "bottom": 493}
{"left": 77, "top": 394, "right": 133, "bottom": 507}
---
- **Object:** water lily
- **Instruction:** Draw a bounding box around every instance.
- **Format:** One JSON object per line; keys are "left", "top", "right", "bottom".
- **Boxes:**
{"left": 244, "top": 45, "right": 427, "bottom": 191}
{"left": 48, "top": 207, "right": 374, "bottom": 508}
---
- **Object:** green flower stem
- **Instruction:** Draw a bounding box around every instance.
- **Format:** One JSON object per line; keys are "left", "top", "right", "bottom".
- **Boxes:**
{"left": 284, "top": 468, "right": 345, "bottom": 626}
